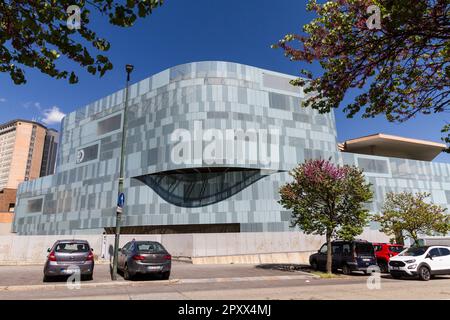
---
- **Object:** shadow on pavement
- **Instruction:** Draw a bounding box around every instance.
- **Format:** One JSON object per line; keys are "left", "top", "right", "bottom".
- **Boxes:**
{"left": 256, "top": 263, "right": 311, "bottom": 272}
{"left": 43, "top": 275, "right": 94, "bottom": 283}
{"left": 256, "top": 263, "right": 372, "bottom": 277}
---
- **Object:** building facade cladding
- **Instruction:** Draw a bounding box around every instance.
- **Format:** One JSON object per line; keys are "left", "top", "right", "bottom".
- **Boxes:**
{"left": 341, "top": 153, "right": 450, "bottom": 213}
{"left": 12, "top": 61, "right": 450, "bottom": 235}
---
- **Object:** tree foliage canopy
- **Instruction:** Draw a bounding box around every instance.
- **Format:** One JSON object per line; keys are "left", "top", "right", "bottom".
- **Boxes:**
{"left": 279, "top": 159, "right": 373, "bottom": 239}
{"left": 1, "top": 0, "right": 163, "bottom": 84}
{"left": 273, "top": 0, "right": 450, "bottom": 149}
{"left": 373, "top": 191, "right": 450, "bottom": 244}
{"left": 279, "top": 159, "right": 373, "bottom": 273}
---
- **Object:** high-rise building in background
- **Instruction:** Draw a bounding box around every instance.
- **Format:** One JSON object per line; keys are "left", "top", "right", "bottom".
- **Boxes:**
{"left": 0, "top": 119, "right": 59, "bottom": 234}
{"left": 40, "top": 128, "right": 59, "bottom": 177}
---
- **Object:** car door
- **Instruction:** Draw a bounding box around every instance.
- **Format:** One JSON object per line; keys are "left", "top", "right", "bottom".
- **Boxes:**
{"left": 317, "top": 244, "right": 328, "bottom": 270}
{"left": 119, "top": 242, "right": 131, "bottom": 269}
{"left": 438, "top": 248, "right": 450, "bottom": 273}
{"left": 332, "top": 244, "right": 343, "bottom": 269}
{"left": 426, "top": 248, "right": 444, "bottom": 272}
{"left": 342, "top": 243, "right": 352, "bottom": 266}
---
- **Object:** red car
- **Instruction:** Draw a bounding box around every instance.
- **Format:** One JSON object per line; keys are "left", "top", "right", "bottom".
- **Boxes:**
{"left": 373, "top": 243, "right": 404, "bottom": 273}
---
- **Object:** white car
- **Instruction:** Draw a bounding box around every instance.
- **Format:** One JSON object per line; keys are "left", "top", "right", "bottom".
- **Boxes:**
{"left": 389, "top": 246, "right": 450, "bottom": 281}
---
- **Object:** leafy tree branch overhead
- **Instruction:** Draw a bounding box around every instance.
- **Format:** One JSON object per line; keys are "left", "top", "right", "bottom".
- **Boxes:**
{"left": 273, "top": 0, "right": 449, "bottom": 150}
{"left": 0, "top": 0, "right": 163, "bottom": 84}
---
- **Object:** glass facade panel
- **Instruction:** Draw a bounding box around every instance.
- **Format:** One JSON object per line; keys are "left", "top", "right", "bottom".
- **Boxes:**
{"left": 76, "top": 144, "right": 99, "bottom": 164}
{"left": 196, "top": 61, "right": 217, "bottom": 77}
{"left": 169, "top": 63, "right": 192, "bottom": 81}
{"left": 97, "top": 114, "right": 121, "bottom": 136}
{"left": 27, "top": 198, "right": 43, "bottom": 213}
{"left": 269, "top": 92, "right": 290, "bottom": 110}
{"left": 263, "top": 73, "right": 298, "bottom": 94}
{"left": 136, "top": 168, "right": 275, "bottom": 208}
{"left": 357, "top": 158, "right": 389, "bottom": 174}
{"left": 445, "top": 190, "right": 450, "bottom": 204}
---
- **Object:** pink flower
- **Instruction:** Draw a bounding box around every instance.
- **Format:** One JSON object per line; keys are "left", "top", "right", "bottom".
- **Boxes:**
{"left": 302, "top": 159, "right": 347, "bottom": 184}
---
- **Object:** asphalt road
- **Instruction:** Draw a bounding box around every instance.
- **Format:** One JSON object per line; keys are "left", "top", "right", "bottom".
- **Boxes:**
{"left": 1, "top": 263, "right": 450, "bottom": 300}
{"left": 0, "top": 262, "right": 304, "bottom": 286}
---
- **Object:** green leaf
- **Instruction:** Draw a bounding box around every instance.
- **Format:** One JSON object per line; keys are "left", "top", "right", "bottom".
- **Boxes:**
{"left": 69, "top": 72, "right": 78, "bottom": 84}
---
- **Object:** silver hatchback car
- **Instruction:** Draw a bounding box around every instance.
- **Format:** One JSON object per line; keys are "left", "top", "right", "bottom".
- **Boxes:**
{"left": 118, "top": 241, "right": 171, "bottom": 280}
{"left": 43, "top": 240, "right": 94, "bottom": 282}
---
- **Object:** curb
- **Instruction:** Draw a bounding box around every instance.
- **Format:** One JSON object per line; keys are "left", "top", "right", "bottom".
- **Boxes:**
{"left": 0, "top": 274, "right": 317, "bottom": 292}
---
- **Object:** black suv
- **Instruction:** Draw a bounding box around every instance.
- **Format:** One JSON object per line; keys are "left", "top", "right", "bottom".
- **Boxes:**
{"left": 309, "top": 240, "right": 377, "bottom": 274}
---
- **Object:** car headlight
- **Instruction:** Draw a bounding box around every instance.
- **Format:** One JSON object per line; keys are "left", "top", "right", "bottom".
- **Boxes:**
{"left": 405, "top": 259, "right": 416, "bottom": 264}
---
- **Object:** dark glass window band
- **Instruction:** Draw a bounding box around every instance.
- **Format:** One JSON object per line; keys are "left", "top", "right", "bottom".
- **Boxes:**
{"left": 135, "top": 167, "right": 281, "bottom": 208}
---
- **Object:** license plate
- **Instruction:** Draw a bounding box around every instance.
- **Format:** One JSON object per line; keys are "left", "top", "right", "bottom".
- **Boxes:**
{"left": 363, "top": 259, "right": 370, "bottom": 261}
{"left": 147, "top": 266, "right": 161, "bottom": 271}
{"left": 61, "top": 269, "right": 76, "bottom": 274}
{"left": 391, "top": 267, "right": 400, "bottom": 270}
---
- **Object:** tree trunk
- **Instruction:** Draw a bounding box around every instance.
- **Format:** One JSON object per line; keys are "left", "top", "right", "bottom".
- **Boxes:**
{"left": 410, "top": 231, "right": 418, "bottom": 247}
{"left": 326, "top": 231, "right": 332, "bottom": 274}
{"left": 394, "top": 230, "right": 404, "bottom": 245}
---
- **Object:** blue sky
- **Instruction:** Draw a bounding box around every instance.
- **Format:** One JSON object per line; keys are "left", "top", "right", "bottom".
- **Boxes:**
{"left": 0, "top": 0, "right": 448, "bottom": 162}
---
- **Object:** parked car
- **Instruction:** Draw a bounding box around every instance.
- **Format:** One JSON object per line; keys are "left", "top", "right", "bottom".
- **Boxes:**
{"left": 309, "top": 240, "right": 377, "bottom": 275}
{"left": 389, "top": 245, "right": 450, "bottom": 281}
{"left": 373, "top": 242, "right": 404, "bottom": 273}
{"left": 43, "top": 240, "right": 94, "bottom": 282}
{"left": 118, "top": 241, "right": 171, "bottom": 280}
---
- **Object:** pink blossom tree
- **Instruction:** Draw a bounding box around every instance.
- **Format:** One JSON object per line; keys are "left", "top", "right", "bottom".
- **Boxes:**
{"left": 279, "top": 159, "right": 373, "bottom": 274}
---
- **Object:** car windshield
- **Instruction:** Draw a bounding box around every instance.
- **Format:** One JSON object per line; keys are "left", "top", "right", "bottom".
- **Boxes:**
{"left": 389, "top": 246, "right": 404, "bottom": 253}
{"left": 136, "top": 242, "right": 165, "bottom": 253}
{"left": 355, "top": 243, "right": 374, "bottom": 255}
{"left": 55, "top": 243, "right": 89, "bottom": 253}
{"left": 399, "top": 247, "right": 427, "bottom": 256}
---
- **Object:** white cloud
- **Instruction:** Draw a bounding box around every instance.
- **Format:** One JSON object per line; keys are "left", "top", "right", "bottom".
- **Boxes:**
{"left": 0, "top": 98, "right": 6, "bottom": 103}
{"left": 23, "top": 101, "right": 41, "bottom": 110}
{"left": 41, "top": 106, "right": 66, "bottom": 125}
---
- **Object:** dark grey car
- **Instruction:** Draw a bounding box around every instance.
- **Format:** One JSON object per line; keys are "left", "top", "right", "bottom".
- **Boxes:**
{"left": 43, "top": 240, "right": 94, "bottom": 282}
{"left": 309, "top": 240, "right": 377, "bottom": 274}
{"left": 118, "top": 241, "right": 171, "bottom": 280}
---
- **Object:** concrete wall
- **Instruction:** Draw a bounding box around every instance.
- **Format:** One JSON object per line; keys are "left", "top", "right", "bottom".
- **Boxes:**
{"left": 0, "top": 235, "right": 103, "bottom": 264}
{"left": 0, "top": 229, "right": 389, "bottom": 265}
{"left": 0, "top": 223, "right": 12, "bottom": 235}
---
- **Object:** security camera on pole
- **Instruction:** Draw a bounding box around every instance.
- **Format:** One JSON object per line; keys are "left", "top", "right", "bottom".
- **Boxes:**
{"left": 111, "top": 64, "right": 134, "bottom": 280}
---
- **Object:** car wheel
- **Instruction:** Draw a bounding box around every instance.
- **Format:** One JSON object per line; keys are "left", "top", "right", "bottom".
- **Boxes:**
{"left": 123, "top": 264, "right": 133, "bottom": 281}
{"left": 161, "top": 271, "right": 170, "bottom": 280}
{"left": 418, "top": 266, "right": 431, "bottom": 281}
{"left": 310, "top": 260, "right": 318, "bottom": 271}
{"left": 342, "top": 264, "right": 352, "bottom": 275}
{"left": 390, "top": 272, "right": 402, "bottom": 279}
{"left": 378, "top": 261, "right": 388, "bottom": 273}
{"left": 43, "top": 275, "right": 51, "bottom": 282}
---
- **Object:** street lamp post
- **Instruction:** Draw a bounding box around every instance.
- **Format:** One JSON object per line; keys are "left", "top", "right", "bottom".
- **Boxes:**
{"left": 111, "top": 64, "right": 134, "bottom": 280}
